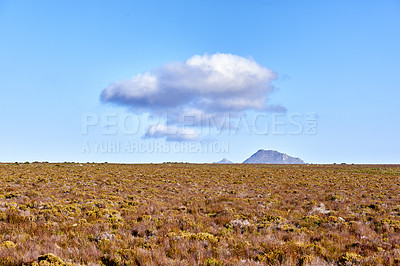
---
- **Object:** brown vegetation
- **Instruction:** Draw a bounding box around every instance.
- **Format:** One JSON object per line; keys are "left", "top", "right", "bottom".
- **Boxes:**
{"left": 0, "top": 162, "right": 400, "bottom": 265}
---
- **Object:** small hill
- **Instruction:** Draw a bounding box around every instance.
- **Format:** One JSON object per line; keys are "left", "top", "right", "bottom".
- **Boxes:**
{"left": 213, "top": 158, "right": 234, "bottom": 164}
{"left": 243, "top": 149, "right": 305, "bottom": 164}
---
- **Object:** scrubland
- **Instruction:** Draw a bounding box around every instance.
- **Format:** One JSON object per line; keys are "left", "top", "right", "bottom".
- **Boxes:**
{"left": 0, "top": 162, "right": 400, "bottom": 265}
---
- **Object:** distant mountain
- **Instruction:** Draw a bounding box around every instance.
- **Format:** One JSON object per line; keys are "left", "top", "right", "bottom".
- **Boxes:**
{"left": 214, "top": 158, "right": 234, "bottom": 164}
{"left": 243, "top": 150, "right": 305, "bottom": 164}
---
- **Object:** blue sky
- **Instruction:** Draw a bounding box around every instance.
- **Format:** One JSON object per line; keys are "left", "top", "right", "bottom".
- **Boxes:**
{"left": 1, "top": 0, "right": 399, "bottom": 163}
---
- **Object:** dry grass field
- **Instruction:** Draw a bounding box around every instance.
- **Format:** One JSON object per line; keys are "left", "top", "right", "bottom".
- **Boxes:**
{"left": 0, "top": 163, "right": 400, "bottom": 265}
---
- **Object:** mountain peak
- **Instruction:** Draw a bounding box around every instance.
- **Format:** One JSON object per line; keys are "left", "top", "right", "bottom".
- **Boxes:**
{"left": 243, "top": 150, "right": 305, "bottom": 164}
{"left": 214, "top": 158, "right": 234, "bottom": 164}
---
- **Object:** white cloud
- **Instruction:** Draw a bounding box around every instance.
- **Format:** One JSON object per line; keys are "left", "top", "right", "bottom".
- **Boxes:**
{"left": 145, "top": 124, "right": 198, "bottom": 142}
{"left": 101, "top": 53, "right": 285, "bottom": 140}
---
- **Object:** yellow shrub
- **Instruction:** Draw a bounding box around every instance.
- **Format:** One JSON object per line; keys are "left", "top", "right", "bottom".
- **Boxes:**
{"left": 1, "top": 240, "right": 17, "bottom": 249}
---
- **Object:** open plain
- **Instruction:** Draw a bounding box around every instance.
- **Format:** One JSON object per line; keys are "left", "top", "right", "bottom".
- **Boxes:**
{"left": 0, "top": 163, "right": 400, "bottom": 265}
